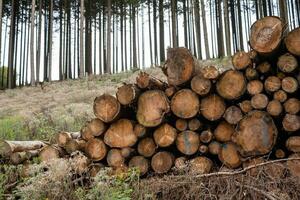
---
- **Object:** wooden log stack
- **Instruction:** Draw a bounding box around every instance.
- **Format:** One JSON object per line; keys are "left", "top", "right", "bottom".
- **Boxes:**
{"left": 0, "top": 16, "right": 299, "bottom": 177}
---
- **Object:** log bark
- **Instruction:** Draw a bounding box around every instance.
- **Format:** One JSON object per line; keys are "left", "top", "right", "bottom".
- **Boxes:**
{"left": 216, "top": 70, "right": 246, "bottom": 100}
{"left": 200, "top": 94, "right": 226, "bottom": 121}
{"left": 208, "top": 141, "right": 221, "bottom": 155}
{"left": 84, "top": 138, "right": 107, "bottom": 161}
{"left": 267, "top": 100, "right": 283, "bottom": 117}
{"left": 151, "top": 151, "right": 174, "bottom": 173}
{"left": 153, "top": 123, "right": 177, "bottom": 147}
{"left": 218, "top": 142, "right": 242, "bottom": 168}
{"left": 264, "top": 76, "right": 281, "bottom": 93}
{"left": 285, "top": 27, "right": 300, "bottom": 56}
{"left": 249, "top": 16, "right": 284, "bottom": 55}
{"left": 163, "top": 47, "right": 194, "bottom": 86}
{"left": 257, "top": 61, "right": 271, "bottom": 74}
{"left": 81, "top": 119, "right": 106, "bottom": 141}
{"left": 239, "top": 100, "right": 253, "bottom": 113}
{"left": 56, "top": 131, "right": 81, "bottom": 147}
{"left": 286, "top": 136, "right": 300, "bottom": 153}
{"left": 251, "top": 93, "right": 269, "bottom": 109}
{"left": 93, "top": 94, "right": 121, "bottom": 123}
{"left": 0, "top": 140, "right": 45, "bottom": 158}
{"left": 191, "top": 75, "right": 211, "bottom": 96}
{"left": 104, "top": 119, "right": 137, "bottom": 148}
{"left": 284, "top": 98, "right": 300, "bottom": 114}
{"left": 273, "top": 90, "right": 287, "bottom": 103}
{"left": 199, "top": 66, "right": 219, "bottom": 80}
{"left": 171, "top": 89, "right": 200, "bottom": 119}
{"left": 223, "top": 106, "right": 243, "bottom": 125}
{"left": 214, "top": 121, "right": 235, "bottom": 142}
{"left": 137, "top": 90, "right": 170, "bottom": 127}
{"left": 233, "top": 111, "right": 278, "bottom": 157}
{"left": 277, "top": 53, "right": 298, "bottom": 73}
{"left": 283, "top": 114, "right": 300, "bottom": 132}
{"left": 137, "top": 137, "right": 156, "bottom": 157}
{"left": 189, "top": 156, "right": 213, "bottom": 174}
{"left": 245, "top": 67, "right": 258, "bottom": 80}
{"left": 281, "top": 77, "right": 298, "bottom": 93}
{"left": 129, "top": 156, "right": 149, "bottom": 176}
{"left": 107, "top": 149, "right": 125, "bottom": 167}
{"left": 247, "top": 80, "right": 263, "bottom": 95}
{"left": 136, "top": 72, "right": 167, "bottom": 90}
{"left": 175, "top": 119, "right": 188, "bottom": 131}
{"left": 188, "top": 118, "right": 202, "bottom": 131}
{"left": 116, "top": 83, "right": 140, "bottom": 105}
{"left": 176, "top": 131, "right": 200, "bottom": 155}
{"left": 200, "top": 130, "right": 213, "bottom": 144}
{"left": 232, "top": 51, "right": 251, "bottom": 70}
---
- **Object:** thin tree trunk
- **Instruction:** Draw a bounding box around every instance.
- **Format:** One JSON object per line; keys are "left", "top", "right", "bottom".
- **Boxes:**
{"left": 36, "top": 0, "right": 42, "bottom": 83}
{"left": 183, "top": 0, "right": 188, "bottom": 48}
{"left": 8, "top": 0, "right": 16, "bottom": 88}
{"left": 48, "top": 0, "right": 53, "bottom": 81}
{"left": 99, "top": 12, "right": 102, "bottom": 74}
{"left": 148, "top": 0, "right": 153, "bottom": 67}
{"left": 224, "top": 0, "right": 231, "bottom": 56}
{"left": 2, "top": 18, "right": 8, "bottom": 87}
{"left": 19, "top": 8, "right": 24, "bottom": 86}
{"left": 159, "top": 0, "right": 165, "bottom": 62}
{"left": 79, "top": 0, "right": 85, "bottom": 78}
{"left": 171, "top": 0, "right": 178, "bottom": 47}
{"left": 194, "top": 0, "right": 201, "bottom": 59}
{"left": 106, "top": 0, "right": 112, "bottom": 74}
{"left": 132, "top": 5, "right": 138, "bottom": 69}
{"left": 0, "top": 0, "right": 3, "bottom": 77}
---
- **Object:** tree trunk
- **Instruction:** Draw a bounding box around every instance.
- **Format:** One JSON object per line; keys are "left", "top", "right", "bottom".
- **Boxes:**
{"left": 201, "top": 0, "right": 209, "bottom": 58}
{"left": 36, "top": 0, "right": 42, "bottom": 83}
{"left": 136, "top": 72, "right": 167, "bottom": 90}
{"left": 30, "top": 0, "right": 36, "bottom": 86}
{"left": 171, "top": 0, "right": 178, "bottom": 48}
{"left": 48, "top": 0, "right": 53, "bottom": 81}
{"left": 159, "top": 0, "right": 165, "bottom": 62}
{"left": 106, "top": 0, "right": 112, "bottom": 74}
{"left": 8, "top": 0, "right": 16, "bottom": 88}
{"left": 79, "top": 0, "right": 85, "bottom": 78}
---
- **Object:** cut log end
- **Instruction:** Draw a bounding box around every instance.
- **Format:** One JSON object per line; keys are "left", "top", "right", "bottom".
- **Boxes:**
{"left": 232, "top": 51, "right": 251, "bottom": 70}
{"left": 200, "top": 130, "right": 213, "bottom": 144}
{"left": 267, "top": 100, "right": 283, "bottom": 117}
{"left": 283, "top": 114, "right": 300, "bottom": 132}
{"left": 284, "top": 98, "right": 300, "bottom": 114}
{"left": 93, "top": 94, "right": 120, "bottom": 123}
{"left": 129, "top": 156, "right": 149, "bottom": 176}
{"left": 137, "top": 137, "right": 156, "bottom": 157}
{"left": 223, "top": 106, "right": 243, "bottom": 125}
{"left": 264, "top": 76, "right": 281, "bottom": 93}
{"left": 239, "top": 100, "right": 253, "bottom": 114}
{"left": 214, "top": 121, "right": 235, "bottom": 142}
{"left": 251, "top": 93, "right": 269, "bottom": 109}
{"left": 285, "top": 27, "right": 300, "bottom": 56}
{"left": 277, "top": 53, "right": 298, "bottom": 73}
{"left": 282, "top": 77, "right": 298, "bottom": 93}
{"left": 219, "top": 142, "right": 242, "bottom": 168}
{"left": 176, "top": 131, "right": 200, "bottom": 155}
{"left": 85, "top": 138, "right": 107, "bottom": 161}
{"left": 175, "top": 119, "right": 188, "bottom": 131}
{"left": 107, "top": 149, "right": 125, "bottom": 168}
{"left": 188, "top": 118, "right": 202, "bottom": 131}
{"left": 273, "top": 90, "right": 287, "bottom": 103}
{"left": 201, "top": 94, "right": 226, "bottom": 121}
{"left": 151, "top": 151, "right": 174, "bottom": 174}
{"left": 191, "top": 75, "right": 211, "bottom": 96}
{"left": 189, "top": 156, "right": 213, "bottom": 174}
{"left": 199, "top": 66, "right": 219, "bottom": 80}
{"left": 153, "top": 123, "right": 177, "bottom": 147}
{"left": 116, "top": 84, "right": 140, "bottom": 105}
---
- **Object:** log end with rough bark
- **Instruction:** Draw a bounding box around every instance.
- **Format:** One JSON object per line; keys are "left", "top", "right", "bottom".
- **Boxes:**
{"left": 151, "top": 151, "right": 174, "bottom": 174}
{"left": 153, "top": 123, "right": 177, "bottom": 147}
{"left": 201, "top": 94, "right": 226, "bottom": 121}
{"left": 232, "top": 51, "right": 251, "bottom": 70}
{"left": 176, "top": 131, "right": 200, "bottom": 155}
{"left": 93, "top": 94, "right": 120, "bottom": 123}
{"left": 189, "top": 156, "right": 213, "bottom": 174}
{"left": 84, "top": 138, "right": 107, "bottom": 161}
{"left": 285, "top": 27, "right": 300, "bottom": 56}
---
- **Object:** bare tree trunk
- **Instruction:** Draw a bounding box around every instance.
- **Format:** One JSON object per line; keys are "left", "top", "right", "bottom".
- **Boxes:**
{"left": 224, "top": 0, "right": 231, "bottom": 56}
{"left": 106, "top": 0, "right": 112, "bottom": 74}
{"left": 48, "top": 0, "right": 53, "bottom": 81}
{"left": 153, "top": 0, "right": 158, "bottom": 65}
{"left": 8, "top": 0, "right": 16, "bottom": 88}
{"left": 171, "top": 0, "right": 178, "bottom": 47}
{"left": 36, "top": 0, "right": 42, "bottom": 83}
{"left": 159, "top": 0, "right": 165, "bottom": 62}
{"left": 132, "top": 4, "right": 138, "bottom": 69}
{"left": 30, "top": 0, "right": 36, "bottom": 86}
{"left": 0, "top": 0, "right": 3, "bottom": 73}
{"left": 79, "top": 0, "right": 85, "bottom": 78}
{"left": 194, "top": 0, "right": 201, "bottom": 59}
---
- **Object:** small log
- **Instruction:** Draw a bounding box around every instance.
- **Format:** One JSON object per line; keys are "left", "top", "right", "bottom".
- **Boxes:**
{"left": 282, "top": 77, "right": 298, "bottom": 93}
{"left": 165, "top": 86, "right": 177, "bottom": 98}
{"left": 286, "top": 136, "right": 300, "bottom": 153}
{"left": 257, "top": 62, "right": 271, "bottom": 74}
{"left": 65, "top": 139, "right": 81, "bottom": 154}
{"left": 10, "top": 150, "right": 40, "bottom": 165}
{"left": 249, "top": 16, "right": 284, "bottom": 55}
{"left": 216, "top": 70, "right": 246, "bottom": 100}
{"left": 133, "top": 123, "right": 147, "bottom": 138}
{"left": 277, "top": 53, "right": 298, "bottom": 73}
{"left": 239, "top": 100, "right": 253, "bottom": 113}
{"left": 93, "top": 94, "right": 120, "bottom": 123}
{"left": 137, "top": 137, "right": 156, "bottom": 157}
{"left": 151, "top": 151, "right": 174, "bottom": 174}
{"left": 81, "top": 119, "right": 106, "bottom": 141}
{"left": 251, "top": 93, "right": 269, "bottom": 109}
{"left": 188, "top": 118, "right": 202, "bottom": 131}
{"left": 163, "top": 47, "right": 194, "bottom": 86}
{"left": 232, "top": 51, "right": 251, "bottom": 70}
{"left": 104, "top": 119, "right": 137, "bottom": 148}
{"left": 285, "top": 27, "right": 300, "bottom": 56}
{"left": 208, "top": 141, "right": 222, "bottom": 155}
{"left": 287, "top": 153, "right": 300, "bottom": 177}
{"left": 223, "top": 106, "right": 243, "bottom": 125}
{"left": 56, "top": 131, "right": 81, "bottom": 147}
{"left": 0, "top": 140, "right": 45, "bottom": 158}
{"left": 107, "top": 149, "right": 125, "bottom": 168}
{"left": 198, "top": 144, "right": 209, "bottom": 154}
{"left": 233, "top": 111, "right": 278, "bottom": 157}
{"left": 200, "top": 130, "right": 213, "bottom": 144}
{"left": 176, "top": 131, "right": 200, "bottom": 155}
{"left": 275, "top": 149, "right": 286, "bottom": 159}
{"left": 175, "top": 118, "right": 188, "bottom": 131}
{"left": 39, "top": 145, "right": 61, "bottom": 162}
{"left": 174, "top": 157, "right": 187, "bottom": 171}
{"left": 284, "top": 98, "right": 300, "bottom": 114}
{"left": 191, "top": 75, "right": 211, "bottom": 96}
{"left": 247, "top": 80, "right": 263, "bottom": 95}
{"left": 266, "top": 100, "right": 283, "bottom": 117}
{"left": 171, "top": 89, "right": 200, "bottom": 119}
{"left": 121, "top": 147, "right": 135, "bottom": 158}
{"left": 282, "top": 114, "right": 300, "bottom": 132}
{"left": 137, "top": 90, "right": 170, "bottom": 127}
{"left": 245, "top": 67, "right": 258, "bottom": 80}
{"left": 201, "top": 94, "right": 226, "bottom": 121}
{"left": 188, "top": 156, "right": 213, "bottom": 174}
{"left": 264, "top": 76, "right": 281, "bottom": 93}
{"left": 84, "top": 138, "right": 107, "bottom": 161}
{"left": 129, "top": 156, "right": 149, "bottom": 176}
{"left": 219, "top": 142, "right": 242, "bottom": 169}
{"left": 273, "top": 90, "right": 287, "bottom": 103}
{"left": 136, "top": 72, "right": 167, "bottom": 90}
{"left": 199, "top": 66, "right": 219, "bottom": 80}
{"left": 153, "top": 123, "right": 177, "bottom": 147}
{"left": 116, "top": 83, "right": 140, "bottom": 105}
{"left": 214, "top": 121, "right": 235, "bottom": 142}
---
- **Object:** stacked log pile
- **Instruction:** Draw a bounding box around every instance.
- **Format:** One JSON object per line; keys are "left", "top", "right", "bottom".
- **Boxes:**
{"left": 0, "top": 16, "right": 299, "bottom": 177}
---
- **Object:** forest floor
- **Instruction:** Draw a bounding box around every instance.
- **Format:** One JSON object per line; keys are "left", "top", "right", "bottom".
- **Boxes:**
{"left": 0, "top": 57, "right": 232, "bottom": 141}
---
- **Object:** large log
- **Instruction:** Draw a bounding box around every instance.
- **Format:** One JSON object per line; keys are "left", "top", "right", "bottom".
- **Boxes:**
{"left": 151, "top": 151, "right": 174, "bottom": 174}
{"left": 129, "top": 156, "right": 149, "bottom": 176}
{"left": 93, "top": 94, "right": 120, "bottom": 123}
{"left": 153, "top": 123, "right": 177, "bottom": 147}
{"left": 200, "top": 94, "right": 226, "bottom": 121}
{"left": 249, "top": 16, "right": 284, "bottom": 55}
{"left": 188, "top": 156, "right": 213, "bottom": 174}
{"left": 284, "top": 98, "right": 300, "bottom": 114}
{"left": 163, "top": 47, "right": 194, "bottom": 86}
{"left": 116, "top": 83, "right": 140, "bottom": 105}
{"left": 223, "top": 106, "right": 243, "bottom": 125}
{"left": 171, "top": 89, "right": 200, "bottom": 119}
{"left": 104, "top": 119, "right": 137, "bottom": 148}
{"left": 264, "top": 76, "right": 281, "bottom": 93}
{"left": 285, "top": 27, "right": 300, "bottom": 56}
{"left": 286, "top": 136, "right": 300, "bottom": 153}
{"left": 84, "top": 138, "right": 107, "bottom": 161}
{"left": 81, "top": 119, "right": 106, "bottom": 141}
{"left": 137, "top": 137, "right": 156, "bottom": 157}
{"left": 176, "top": 131, "right": 200, "bottom": 155}
{"left": 107, "top": 149, "right": 125, "bottom": 167}
{"left": 283, "top": 114, "right": 300, "bottom": 132}
{"left": 136, "top": 90, "right": 170, "bottom": 127}
{"left": 136, "top": 72, "right": 167, "bottom": 90}
{"left": 232, "top": 51, "right": 251, "bottom": 70}
{"left": 277, "top": 53, "right": 298, "bottom": 73}
{"left": 214, "top": 121, "right": 235, "bottom": 142}
{"left": 0, "top": 140, "right": 45, "bottom": 158}
{"left": 233, "top": 111, "right": 277, "bottom": 157}
{"left": 218, "top": 142, "right": 242, "bottom": 168}
{"left": 216, "top": 70, "right": 246, "bottom": 100}
{"left": 190, "top": 75, "right": 211, "bottom": 96}
{"left": 281, "top": 77, "right": 298, "bottom": 93}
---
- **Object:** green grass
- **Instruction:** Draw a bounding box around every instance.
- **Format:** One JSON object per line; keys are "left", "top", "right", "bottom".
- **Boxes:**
{"left": 0, "top": 116, "right": 31, "bottom": 140}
